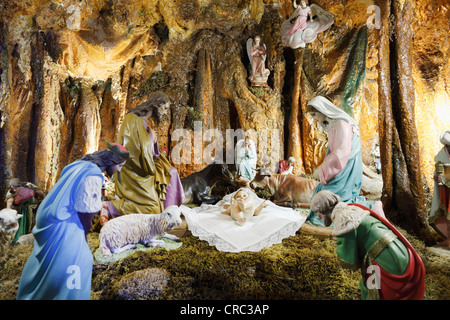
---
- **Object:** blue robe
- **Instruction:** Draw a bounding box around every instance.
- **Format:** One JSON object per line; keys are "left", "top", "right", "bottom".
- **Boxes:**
{"left": 16, "top": 161, "right": 103, "bottom": 300}
{"left": 236, "top": 144, "right": 257, "bottom": 181}
{"left": 308, "top": 131, "right": 376, "bottom": 226}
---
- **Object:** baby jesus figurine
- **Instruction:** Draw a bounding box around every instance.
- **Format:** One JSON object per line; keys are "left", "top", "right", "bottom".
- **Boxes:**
{"left": 221, "top": 189, "right": 267, "bottom": 226}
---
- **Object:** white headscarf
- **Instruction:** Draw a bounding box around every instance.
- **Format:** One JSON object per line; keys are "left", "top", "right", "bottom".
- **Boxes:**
{"left": 307, "top": 96, "right": 360, "bottom": 136}
{"left": 440, "top": 129, "right": 450, "bottom": 146}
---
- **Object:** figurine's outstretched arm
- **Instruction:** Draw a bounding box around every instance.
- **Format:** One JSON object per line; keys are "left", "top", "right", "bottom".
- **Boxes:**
{"left": 254, "top": 200, "right": 268, "bottom": 216}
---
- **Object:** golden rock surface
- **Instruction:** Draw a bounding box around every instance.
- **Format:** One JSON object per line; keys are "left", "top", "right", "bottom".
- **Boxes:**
{"left": 0, "top": 0, "right": 448, "bottom": 198}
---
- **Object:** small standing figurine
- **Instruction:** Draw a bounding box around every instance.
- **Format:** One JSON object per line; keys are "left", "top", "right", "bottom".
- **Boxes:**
{"left": 235, "top": 136, "right": 257, "bottom": 188}
{"left": 5, "top": 178, "right": 44, "bottom": 242}
{"left": 160, "top": 147, "right": 168, "bottom": 158}
{"left": 310, "top": 190, "right": 426, "bottom": 300}
{"left": 428, "top": 129, "right": 450, "bottom": 247}
{"left": 247, "top": 36, "right": 270, "bottom": 87}
{"left": 279, "top": 157, "right": 296, "bottom": 175}
{"left": 372, "top": 143, "right": 382, "bottom": 174}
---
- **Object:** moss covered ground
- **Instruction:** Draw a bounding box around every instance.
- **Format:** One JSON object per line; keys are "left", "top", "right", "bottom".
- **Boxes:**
{"left": 1, "top": 223, "right": 449, "bottom": 300}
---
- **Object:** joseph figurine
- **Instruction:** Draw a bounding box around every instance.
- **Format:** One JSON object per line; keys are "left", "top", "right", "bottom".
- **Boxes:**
{"left": 104, "top": 92, "right": 184, "bottom": 222}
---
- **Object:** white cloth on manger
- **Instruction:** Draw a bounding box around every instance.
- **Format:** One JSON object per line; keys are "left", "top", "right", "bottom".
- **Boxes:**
{"left": 180, "top": 188, "right": 307, "bottom": 253}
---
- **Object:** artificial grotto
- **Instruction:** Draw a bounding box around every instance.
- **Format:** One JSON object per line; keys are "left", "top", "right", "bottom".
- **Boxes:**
{"left": 0, "top": 0, "right": 449, "bottom": 301}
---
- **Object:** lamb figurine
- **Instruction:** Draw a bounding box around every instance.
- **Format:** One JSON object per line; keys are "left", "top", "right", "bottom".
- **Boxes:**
{"left": 99, "top": 205, "right": 182, "bottom": 258}
{"left": 0, "top": 208, "right": 22, "bottom": 256}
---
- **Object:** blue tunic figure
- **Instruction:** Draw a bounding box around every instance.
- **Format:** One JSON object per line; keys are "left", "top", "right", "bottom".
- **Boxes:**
{"left": 16, "top": 143, "right": 129, "bottom": 300}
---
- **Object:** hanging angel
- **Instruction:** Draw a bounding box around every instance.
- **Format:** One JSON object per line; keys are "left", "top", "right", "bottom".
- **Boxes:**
{"left": 247, "top": 36, "right": 270, "bottom": 86}
{"left": 281, "top": 1, "right": 334, "bottom": 49}
{"left": 285, "top": 0, "right": 313, "bottom": 35}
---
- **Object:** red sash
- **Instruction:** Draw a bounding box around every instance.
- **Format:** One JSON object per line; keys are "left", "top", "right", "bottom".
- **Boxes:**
{"left": 439, "top": 185, "right": 450, "bottom": 214}
{"left": 13, "top": 187, "right": 35, "bottom": 205}
{"left": 278, "top": 160, "right": 288, "bottom": 173}
{"left": 349, "top": 203, "right": 426, "bottom": 300}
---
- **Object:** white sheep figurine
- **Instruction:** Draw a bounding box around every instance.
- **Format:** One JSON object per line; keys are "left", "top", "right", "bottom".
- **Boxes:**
{"left": 0, "top": 208, "right": 22, "bottom": 256}
{"left": 99, "top": 205, "right": 182, "bottom": 258}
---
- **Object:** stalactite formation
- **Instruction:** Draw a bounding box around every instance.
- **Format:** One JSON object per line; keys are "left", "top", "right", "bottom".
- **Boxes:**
{"left": 0, "top": 0, "right": 448, "bottom": 242}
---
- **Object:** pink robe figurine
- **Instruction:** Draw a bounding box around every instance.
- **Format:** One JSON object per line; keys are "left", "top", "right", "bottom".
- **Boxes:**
{"left": 286, "top": 4, "right": 312, "bottom": 36}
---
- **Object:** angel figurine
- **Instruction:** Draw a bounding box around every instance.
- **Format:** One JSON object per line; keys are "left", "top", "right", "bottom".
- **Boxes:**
{"left": 247, "top": 36, "right": 270, "bottom": 86}
{"left": 281, "top": 1, "right": 334, "bottom": 49}
{"left": 285, "top": 0, "right": 313, "bottom": 36}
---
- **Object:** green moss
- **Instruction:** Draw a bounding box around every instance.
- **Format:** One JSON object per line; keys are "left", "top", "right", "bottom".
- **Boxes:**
{"left": 254, "top": 186, "right": 273, "bottom": 200}
{"left": 88, "top": 225, "right": 450, "bottom": 300}
{"left": 88, "top": 233, "right": 363, "bottom": 300}
{"left": 116, "top": 267, "right": 170, "bottom": 300}
{"left": 135, "top": 71, "right": 169, "bottom": 97}
{"left": 1, "top": 222, "right": 449, "bottom": 300}
{"left": 64, "top": 77, "right": 81, "bottom": 99}
{"left": 0, "top": 243, "right": 33, "bottom": 300}
{"left": 249, "top": 86, "right": 266, "bottom": 98}
{"left": 185, "top": 106, "right": 203, "bottom": 130}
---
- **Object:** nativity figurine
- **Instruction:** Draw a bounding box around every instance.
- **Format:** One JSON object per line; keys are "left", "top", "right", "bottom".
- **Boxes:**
{"left": 306, "top": 96, "right": 385, "bottom": 226}
{"left": 99, "top": 205, "right": 182, "bottom": 258}
{"left": 428, "top": 129, "right": 450, "bottom": 247}
{"left": 102, "top": 91, "right": 185, "bottom": 226}
{"left": 181, "top": 161, "right": 234, "bottom": 205}
{"left": 310, "top": 190, "right": 426, "bottom": 300}
{"left": 247, "top": 36, "right": 270, "bottom": 86}
{"left": 5, "top": 178, "right": 44, "bottom": 242}
{"left": 180, "top": 188, "right": 306, "bottom": 252}
{"left": 235, "top": 136, "right": 257, "bottom": 189}
{"left": 16, "top": 143, "right": 129, "bottom": 300}
{"left": 0, "top": 208, "right": 22, "bottom": 256}
{"left": 221, "top": 189, "right": 267, "bottom": 226}
{"left": 251, "top": 169, "right": 318, "bottom": 208}
{"left": 279, "top": 156, "right": 296, "bottom": 175}
{"left": 285, "top": 0, "right": 313, "bottom": 36}
{"left": 281, "top": 2, "right": 334, "bottom": 49}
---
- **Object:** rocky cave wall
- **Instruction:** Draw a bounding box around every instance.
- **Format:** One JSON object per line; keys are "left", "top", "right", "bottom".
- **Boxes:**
{"left": 0, "top": 0, "right": 449, "bottom": 207}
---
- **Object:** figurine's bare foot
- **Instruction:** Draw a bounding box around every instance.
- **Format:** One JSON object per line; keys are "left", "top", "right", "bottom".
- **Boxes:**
{"left": 162, "top": 233, "right": 181, "bottom": 242}
{"left": 254, "top": 200, "right": 268, "bottom": 216}
{"left": 145, "top": 239, "right": 165, "bottom": 247}
{"left": 237, "top": 218, "right": 246, "bottom": 226}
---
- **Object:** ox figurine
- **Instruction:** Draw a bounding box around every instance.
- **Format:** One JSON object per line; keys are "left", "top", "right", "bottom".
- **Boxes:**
{"left": 251, "top": 169, "right": 318, "bottom": 208}
{"left": 181, "top": 160, "right": 234, "bottom": 205}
